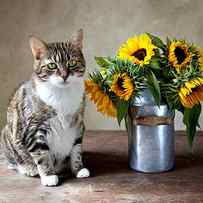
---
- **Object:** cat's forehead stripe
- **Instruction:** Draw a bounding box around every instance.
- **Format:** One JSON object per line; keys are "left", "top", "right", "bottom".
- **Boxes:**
{"left": 48, "top": 43, "right": 70, "bottom": 62}
{"left": 55, "top": 54, "right": 60, "bottom": 62}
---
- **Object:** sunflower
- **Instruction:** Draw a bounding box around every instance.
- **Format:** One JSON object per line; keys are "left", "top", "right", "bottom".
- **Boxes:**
{"left": 178, "top": 77, "right": 203, "bottom": 108}
{"left": 117, "top": 33, "right": 157, "bottom": 67}
{"left": 196, "top": 47, "right": 203, "bottom": 73}
{"left": 85, "top": 80, "right": 117, "bottom": 117}
{"left": 110, "top": 73, "right": 134, "bottom": 101}
{"left": 168, "top": 41, "right": 192, "bottom": 72}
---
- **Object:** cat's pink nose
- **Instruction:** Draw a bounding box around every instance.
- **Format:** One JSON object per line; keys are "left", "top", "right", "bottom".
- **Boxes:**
{"left": 60, "top": 69, "right": 69, "bottom": 81}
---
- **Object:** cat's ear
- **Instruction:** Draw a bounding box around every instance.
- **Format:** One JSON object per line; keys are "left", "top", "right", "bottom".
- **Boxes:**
{"left": 70, "top": 29, "right": 83, "bottom": 49}
{"left": 29, "top": 36, "right": 47, "bottom": 60}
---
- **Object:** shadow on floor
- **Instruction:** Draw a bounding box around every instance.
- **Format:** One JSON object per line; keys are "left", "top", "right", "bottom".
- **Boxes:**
{"left": 83, "top": 151, "right": 203, "bottom": 177}
{"left": 83, "top": 151, "right": 131, "bottom": 177}
{"left": 175, "top": 154, "right": 203, "bottom": 171}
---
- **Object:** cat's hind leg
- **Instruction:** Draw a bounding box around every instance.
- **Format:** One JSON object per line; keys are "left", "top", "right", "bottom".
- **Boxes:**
{"left": 1, "top": 125, "right": 38, "bottom": 177}
{"left": 17, "top": 164, "right": 38, "bottom": 177}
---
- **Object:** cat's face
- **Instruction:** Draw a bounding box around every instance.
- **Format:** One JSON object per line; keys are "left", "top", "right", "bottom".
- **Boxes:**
{"left": 30, "top": 29, "right": 85, "bottom": 88}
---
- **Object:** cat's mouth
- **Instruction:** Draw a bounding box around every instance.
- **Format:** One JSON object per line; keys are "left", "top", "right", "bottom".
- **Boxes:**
{"left": 48, "top": 75, "right": 71, "bottom": 88}
{"left": 55, "top": 80, "right": 70, "bottom": 87}
{"left": 60, "top": 80, "right": 69, "bottom": 84}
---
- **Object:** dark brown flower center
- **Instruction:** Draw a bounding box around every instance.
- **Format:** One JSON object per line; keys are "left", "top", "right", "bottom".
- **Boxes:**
{"left": 174, "top": 47, "right": 186, "bottom": 64}
{"left": 191, "top": 85, "right": 202, "bottom": 92}
{"left": 132, "top": 48, "right": 147, "bottom": 61}
{"left": 117, "top": 77, "right": 125, "bottom": 91}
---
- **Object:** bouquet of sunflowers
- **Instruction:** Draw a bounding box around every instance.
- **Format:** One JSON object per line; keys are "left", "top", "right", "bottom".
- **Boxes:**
{"left": 85, "top": 33, "right": 203, "bottom": 147}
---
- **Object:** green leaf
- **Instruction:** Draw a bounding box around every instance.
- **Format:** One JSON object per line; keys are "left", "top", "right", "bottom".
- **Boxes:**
{"left": 150, "top": 58, "right": 161, "bottom": 70}
{"left": 160, "top": 83, "right": 182, "bottom": 110}
{"left": 95, "top": 57, "right": 112, "bottom": 69}
{"left": 116, "top": 99, "right": 129, "bottom": 126}
{"left": 89, "top": 71, "right": 104, "bottom": 83}
{"left": 166, "top": 37, "right": 171, "bottom": 47}
{"left": 183, "top": 104, "right": 201, "bottom": 148}
{"left": 124, "top": 115, "right": 129, "bottom": 132}
{"left": 146, "top": 70, "right": 161, "bottom": 106}
{"left": 146, "top": 33, "right": 166, "bottom": 50}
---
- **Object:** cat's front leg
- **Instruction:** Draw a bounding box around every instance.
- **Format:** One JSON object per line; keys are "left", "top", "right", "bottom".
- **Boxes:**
{"left": 29, "top": 132, "right": 59, "bottom": 186}
{"left": 70, "top": 142, "right": 90, "bottom": 179}
{"left": 31, "top": 151, "right": 58, "bottom": 186}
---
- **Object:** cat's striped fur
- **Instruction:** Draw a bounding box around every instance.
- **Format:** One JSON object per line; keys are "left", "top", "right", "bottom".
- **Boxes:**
{"left": 1, "top": 29, "right": 90, "bottom": 186}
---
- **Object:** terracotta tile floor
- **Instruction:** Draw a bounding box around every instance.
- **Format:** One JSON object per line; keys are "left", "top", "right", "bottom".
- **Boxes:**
{"left": 0, "top": 131, "right": 203, "bottom": 203}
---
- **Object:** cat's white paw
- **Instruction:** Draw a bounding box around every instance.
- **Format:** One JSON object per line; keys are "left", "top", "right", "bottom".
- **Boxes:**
{"left": 41, "top": 175, "right": 59, "bottom": 186}
{"left": 76, "top": 168, "right": 90, "bottom": 178}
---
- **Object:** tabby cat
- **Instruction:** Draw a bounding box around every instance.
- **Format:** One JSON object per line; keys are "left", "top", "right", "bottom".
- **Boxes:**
{"left": 1, "top": 29, "right": 90, "bottom": 186}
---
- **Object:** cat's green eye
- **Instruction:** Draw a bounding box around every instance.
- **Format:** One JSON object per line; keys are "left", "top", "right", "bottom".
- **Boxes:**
{"left": 67, "top": 60, "right": 77, "bottom": 69}
{"left": 47, "top": 63, "right": 57, "bottom": 70}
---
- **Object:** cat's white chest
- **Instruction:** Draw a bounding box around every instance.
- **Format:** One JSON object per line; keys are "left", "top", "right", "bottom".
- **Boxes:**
{"left": 35, "top": 77, "right": 84, "bottom": 115}
{"left": 47, "top": 115, "right": 78, "bottom": 158}
{"left": 35, "top": 77, "right": 84, "bottom": 158}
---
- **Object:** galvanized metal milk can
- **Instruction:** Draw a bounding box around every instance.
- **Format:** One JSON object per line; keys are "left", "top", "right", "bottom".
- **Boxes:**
{"left": 127, "top": 88, "right": 175, "bottom": 173}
